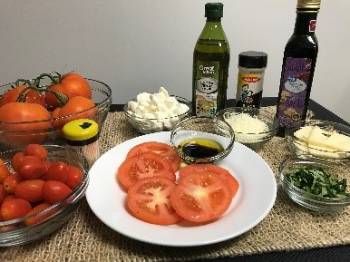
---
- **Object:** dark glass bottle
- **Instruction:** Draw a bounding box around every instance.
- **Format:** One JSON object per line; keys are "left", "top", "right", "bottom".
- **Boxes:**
{"left": 192, "top": 3, "right": 230, "bottom": 117}
{"left": 276, "top": 0, "right": 320, "bottom": 135}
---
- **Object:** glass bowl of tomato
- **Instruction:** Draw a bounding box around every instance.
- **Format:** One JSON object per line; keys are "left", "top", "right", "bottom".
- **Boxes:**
{"left": 0, "top": 74, "right": 112, "bottom": 150}
{"left": 0, "top": 144, "right": 89, "bottom": 246}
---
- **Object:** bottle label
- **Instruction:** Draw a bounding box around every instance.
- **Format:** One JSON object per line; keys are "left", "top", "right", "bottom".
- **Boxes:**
{"left": 236, "top": 72, "right": 264, "bottom": 108}
{"left": 195, "top": 61, "right": 220, "bottom": 116}
{"left": 309, "top": 20, "right": 317, "bottom": 32}
{"left": 277, "top": 57, "right": 312, "bottom": 128}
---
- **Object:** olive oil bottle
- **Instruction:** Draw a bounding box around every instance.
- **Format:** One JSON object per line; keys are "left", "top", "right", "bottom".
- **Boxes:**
{"left": 192, "top": 3, "right": 230, "bottom": 117}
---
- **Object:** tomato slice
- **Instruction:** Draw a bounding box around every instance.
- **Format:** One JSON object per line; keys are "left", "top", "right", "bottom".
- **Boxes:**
{"left": 117, "top": 153, "right": 175, "bottom": 191}
{"left": 179, "top": 164, "right": 239, "bottom": 199}
{"left": 126, "top": 142, "right": 181, "bottom": 172}
{"left": 127, "top": 177, "right": 181, "bottom": 225}
{"left": 170, "top": 172, "right": 232, "bottom": 223}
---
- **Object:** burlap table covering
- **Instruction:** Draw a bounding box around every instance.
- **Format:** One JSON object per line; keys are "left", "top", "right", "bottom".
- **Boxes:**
{"left": 2, "top": 108, "right": 350, "bottom": 262}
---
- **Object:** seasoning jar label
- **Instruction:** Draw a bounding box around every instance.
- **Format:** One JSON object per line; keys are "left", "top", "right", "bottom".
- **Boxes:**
{"left": 195, "top": 61, "right": 220, "bottom": 117}
{"left": 276, "top": 57, "right": 312, "bottom": 128}
{"left": 236, "top": 73, "right": 263, "bottom": 108}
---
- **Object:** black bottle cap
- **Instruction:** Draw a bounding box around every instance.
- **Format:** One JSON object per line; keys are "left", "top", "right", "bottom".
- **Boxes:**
{"left": 239, "top": 51, "right": 268, "bottom": 68}
{"left": 205, "top": 3, "right": 223, "bottom": 18}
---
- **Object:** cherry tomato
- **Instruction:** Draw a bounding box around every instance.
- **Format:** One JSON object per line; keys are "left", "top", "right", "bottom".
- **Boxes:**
{"left": 19, "top": 155, "right": 46, "bottom": 179}
{"left": 0, "top": 159, "right": 10, "bottom": 183}
{"left": 14, "top": 179, "right": 45, "bottom": 203}
{"left": 42, "top": 180, "right": 72, "bottom": 204}
{"left": 1, "top": 198, "right": 32, "bottom": 220}
{"left": 65, "top": 165, "right": 84, "bottom": 189}
{"left": 52, "top": 96, "right": 96, "bottom": 127}
{"left": 117, "top": 153, "right": 175, "bottom": 191}
{"left": 45, "top": 72, "right": 91, "bottom": 108}
{"left": 0, "top": 102, "right": 51, "bottom": 145}
{"left": 24, "top": 144, "right": 48, "bottom": 160}
{"left": 3, "top": 174, "right": 21, "bottom": 194}
{"left": 0, "top": 85, "right": 45, "bottom": 107}
{"left": 11, "top": 152, "right": 25, "bottom": 172}
{"left": 24, "top": 203, "right": 52, "bottom": 225}
{"left": 179, "top": 164, "right": 239, "bottom": 199}
{"left": 0, "top": 185, "right": 7, "bottom": 204}
{"left": 127, "top": 142, "right": 181, "bottom": 172}
{"left": 170, "top": 171, "right": 233, "bottom": 223}
{"left": 44, "top": 161, "right": 68, "bottom": 182}
{"left": 127, "top": 177, "right": 181, "bottom": 225}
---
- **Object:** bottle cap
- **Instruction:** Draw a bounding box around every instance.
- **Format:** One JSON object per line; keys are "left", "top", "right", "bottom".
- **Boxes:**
{"left": 239, "top": 51, "right": 268, "bottom": 69}
{"left": 63, "top": 119, "right": 99, "bottom": 142}
{"left": 297, "top": 0, "right": 321, "bottom": 9}
{"left": 205, "top": 3, "right": 223, "bottom": 18}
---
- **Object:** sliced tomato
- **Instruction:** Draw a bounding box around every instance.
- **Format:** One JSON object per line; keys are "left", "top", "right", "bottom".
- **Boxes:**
{"left": 117, "top": 153, "right": 175, "bottom": 191}
{"left": 126, "top": 177, "right": 181, "bottom": 225}
{"left": 170, "top": 172, "right": 232, "bottom": 223}
{"left": 127, "top": 142, "right": 181, "bottom": 172}
{"left": 179, "top": 164, "right": 239, "bottom": 199}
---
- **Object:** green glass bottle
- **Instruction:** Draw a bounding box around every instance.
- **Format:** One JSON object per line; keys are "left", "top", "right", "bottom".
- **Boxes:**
{"left": 192, "top": 2, "right": 230, "bottom": 117}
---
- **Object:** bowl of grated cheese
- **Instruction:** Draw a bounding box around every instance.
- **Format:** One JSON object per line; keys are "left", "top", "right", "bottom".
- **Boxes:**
{"left": 217, "top": 107, "right": 278, "bottom": 150}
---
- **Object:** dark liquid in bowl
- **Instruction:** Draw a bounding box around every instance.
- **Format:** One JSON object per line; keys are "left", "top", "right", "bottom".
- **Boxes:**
{"left": 178, "top": 138, "right": 224, "bottom": 159}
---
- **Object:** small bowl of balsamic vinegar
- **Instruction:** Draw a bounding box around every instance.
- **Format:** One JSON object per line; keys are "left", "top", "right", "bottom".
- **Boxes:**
{"left": 170, "top": 116, "right": 235, "bottom": 164}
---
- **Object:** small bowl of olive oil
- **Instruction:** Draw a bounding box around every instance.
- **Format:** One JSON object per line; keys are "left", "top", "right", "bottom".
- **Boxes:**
{"left": 170, "top": 116, "right": 235, "bottom": 164}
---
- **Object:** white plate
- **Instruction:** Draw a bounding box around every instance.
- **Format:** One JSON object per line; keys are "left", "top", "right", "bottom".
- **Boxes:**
{"left": 86, "top": 131, "right": 277, "bottom": 247}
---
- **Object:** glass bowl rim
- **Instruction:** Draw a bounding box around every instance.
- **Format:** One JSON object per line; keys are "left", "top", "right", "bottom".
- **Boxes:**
{"left": 216, "top": 107, "right": 279, "bottom": 136}
{"left": 0, "top": 144, "right": 89, "bottom": 228}
{"left": 170, "top": 115, "right": 235, "bottom": 163}
{"left": 0, "top": 78, "right": 112, "bottom": 125}
{"left": 279, "top": 156, "right": 350, "bottom": 205}
{"left": 123, "top": 95, "right": 191, "bottom": 121}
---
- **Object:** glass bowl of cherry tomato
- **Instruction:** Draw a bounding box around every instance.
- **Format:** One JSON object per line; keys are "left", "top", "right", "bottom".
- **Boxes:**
{"left": 0, "top": 72, "right": 112, "bottom": 150}
{"left": 0, "top": 143, "right": 89, "bottom": 246}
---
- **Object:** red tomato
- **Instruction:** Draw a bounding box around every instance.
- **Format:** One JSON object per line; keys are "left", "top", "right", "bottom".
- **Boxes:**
{"left": 117, "top": 153, "right": 175, "bottom": 191}
{"left": 44, "top": 161, "right": 68, "bottom": 183}
{"left": 0, "top": 85, "right": 46, "bottom": 107}
{"left": 170, "top": 172, "right": 232, "bottom": 223}
{"left": 45, "top": 84, "right": 66, "bottom": 108}
{"left": 65, "top": 165, "right": 84, "bottom": 189}
{"left": 3, "top": 174, "right": 21, "bottom": 194}
{"left": 19, "top": 155, "right": 46, "bottom": 179}
{"left": 127, "top": 177, "right": 181, "bottom": 225}
{"left": 0, "top": 159, "right": 10, "bottom": 183}
{"left": 0, "top": 185, "right": 7, "bottom": 204}
{"left": 14, "top": 179, "right": 45, "bottom": 203}
{"left": 179, "top": 164, "right": 239, "bottom": 199}
{"left": 11, "top": 152, "right": 25, "bottom": 172}
{"left": 1, "top": 198, "right": 32, "bottom": 220}
{"left": 127, "top": 142, "right": 181, "bottom": 172}
{"left": 24, "top": 203, "right": 52, "bottom": 225}
{"left": 0, "top": 102, "right": 51, "bottom": 145}
{"left": 42, "top": 180, "right": 72, "bottom": 204}
{"left": 24, "top": 144, "right": 48, "bottom": 160}
{"left": 52, "top": 96, "right": 96, "bottom": 127}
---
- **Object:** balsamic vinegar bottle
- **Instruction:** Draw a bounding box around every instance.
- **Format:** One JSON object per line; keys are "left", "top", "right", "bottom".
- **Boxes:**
{"left": 276, "top": 0, "right": 320, "bottom": 135}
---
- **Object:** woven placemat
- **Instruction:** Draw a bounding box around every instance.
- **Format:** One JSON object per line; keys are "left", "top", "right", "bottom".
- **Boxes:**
{"left": 1, "top": 108, "right": 350, "bottom": 262}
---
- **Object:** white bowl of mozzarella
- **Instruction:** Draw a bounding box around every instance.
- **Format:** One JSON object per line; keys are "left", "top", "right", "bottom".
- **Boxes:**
{"left": 124, "top": 87, "right": 191, "bottom": 134}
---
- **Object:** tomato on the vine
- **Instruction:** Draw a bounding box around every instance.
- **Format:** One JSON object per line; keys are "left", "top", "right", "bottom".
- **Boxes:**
{"left": 0, "top": 85, "right": 45, "bottom": 107}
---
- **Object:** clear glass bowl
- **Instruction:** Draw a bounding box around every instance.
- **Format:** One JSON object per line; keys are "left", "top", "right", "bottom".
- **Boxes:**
{"left": 286, "top": 119, "right": 350, "bottom": 161}
{"left": 0, "top": 79, "right": 112, "bottom": 150}
{"left": 0, "top": 145, "right": 89, "bottom": 246}
{"left": 124, "top": 96, "right": 191, "bottom": 134}
{"left": 170, "top": 116, "right": 235, "bottom": 164}
{"left": 217, "top": 107, "right": 278, "bottom": 150}
{"left": 279, "top": 156, "right": 350, "bottom": 213}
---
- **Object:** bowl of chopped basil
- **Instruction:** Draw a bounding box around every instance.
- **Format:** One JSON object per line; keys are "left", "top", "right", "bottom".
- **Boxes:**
{"left": 279, "top": 156, "right": 350, "bottom": 213}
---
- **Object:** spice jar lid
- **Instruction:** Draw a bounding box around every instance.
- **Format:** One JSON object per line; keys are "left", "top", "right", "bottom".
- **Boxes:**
{"left": 239, "top": 51, "right": 268, "bottom": 69}
{"left": 205, "top": 3, "right": 223, "bottom": 18}
{"left": 63, "top": 119, "right": 99, "bottom": 142}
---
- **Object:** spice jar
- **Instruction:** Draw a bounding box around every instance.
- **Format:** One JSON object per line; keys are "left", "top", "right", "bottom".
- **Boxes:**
{"left": 62, "top": 119, "right": 100, "bottom": 167}
{"left": 236, "top": 51, "right": 268, "bottom": 108}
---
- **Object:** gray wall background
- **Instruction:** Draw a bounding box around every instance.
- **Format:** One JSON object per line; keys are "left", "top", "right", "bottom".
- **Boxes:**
{"left": 0, "top": 0, "right": 349, "bottom": 122}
